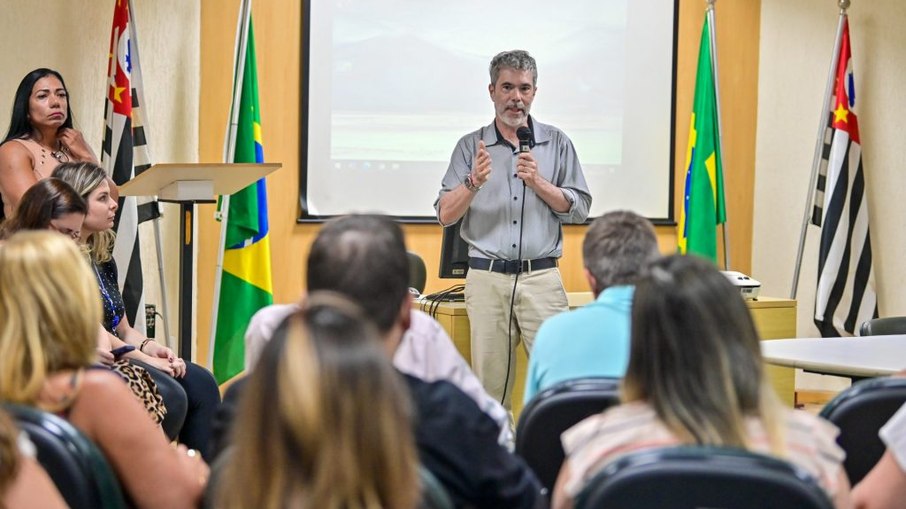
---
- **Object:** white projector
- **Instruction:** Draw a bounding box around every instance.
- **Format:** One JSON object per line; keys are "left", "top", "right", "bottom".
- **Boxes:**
{"left": 721, "top": 271, "right": 761, "bottom": 300}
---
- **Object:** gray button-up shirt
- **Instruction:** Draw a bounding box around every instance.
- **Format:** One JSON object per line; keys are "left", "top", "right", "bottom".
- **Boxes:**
{"left": 435, "top": 117, "right": 592, "bottom": 260}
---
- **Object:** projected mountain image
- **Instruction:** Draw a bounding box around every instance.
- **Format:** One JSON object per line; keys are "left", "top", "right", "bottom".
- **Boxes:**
{"left": 330, "top": 33, "right": 625, "bottom": 164}
{"left": 303, "top": 0, "right": 675, "bottom": 219}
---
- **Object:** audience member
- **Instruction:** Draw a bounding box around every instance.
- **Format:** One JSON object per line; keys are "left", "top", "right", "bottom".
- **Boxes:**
{"left": 216, "top": 293, "right": 420, "bottom": 509}
{"left": 2, "top": 177, "right": 171, "bottom": 427}
{"left": 0, "top": 68, "right": 99, "bottom": 218}
{"left": 216, "top": 215, "right": 543, "bottom": 509}
{"left": 852, "top": 400, "right": 906, "bottom": 508}
{"left": 0, "top": 231, "right": 208, "bottom": 508}
{"left": 243, "top": 238, "right": 511, "bottom": 446}
{"left": 524, "top": 210, "right": 659, "bottom": 403}
{"left": 53, "top": 161, "right": 221, "bottom": 458}
{"left": 0, "top": 177, "right": 86, "bottom": 240}
{"left": 551, "top": 255, "right": 850, "bottom": 509}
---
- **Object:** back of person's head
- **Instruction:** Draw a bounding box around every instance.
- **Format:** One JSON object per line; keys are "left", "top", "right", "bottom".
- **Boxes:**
{"left": 4, "top": 68, "right": 74, "bottom": 142}
{"left": 623, "top": 255, "right": 782, "bottom": 451}
{"left": 0, "top": 231, "right": 100, "bottom": 404}
{"left": 307, "top": 214, "right": 409, "bottom": 334}
{"left": 582, "top": 210, "right": 659, "bottom": 293}
{"left": 489, "top": 49, "right": 538, "bottom": 86}
{"left": 219, "top": 292, "right": 419, "bottom": 509}
{"left": 51, "top": 161, "right": 114, "bottom": 262}
{"left": 0, "top": 178, "right": 86, "bottom": 239}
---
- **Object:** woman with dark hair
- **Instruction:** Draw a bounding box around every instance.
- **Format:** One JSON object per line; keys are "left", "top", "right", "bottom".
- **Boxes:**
{"left": 216, "top": 293, "right": 420, "bottom": 509}
{"left": 0, "top": 68, "right": 98, "bottom": 218}
{"left": 552, "top": 255, "right": 850, "bottom": 509}
{"left": 0, "top": 177, "right": 86, "bottom": 240}
{"left": 53, "top": 161, "right": 221, "bottom": 459}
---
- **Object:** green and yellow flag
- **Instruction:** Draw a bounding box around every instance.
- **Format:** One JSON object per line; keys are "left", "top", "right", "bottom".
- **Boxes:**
{"left": 211, "top": 17, "right": 273, "bottom": 384}
{"left": 677, "top": 17, "right": 726, "bottom": 263}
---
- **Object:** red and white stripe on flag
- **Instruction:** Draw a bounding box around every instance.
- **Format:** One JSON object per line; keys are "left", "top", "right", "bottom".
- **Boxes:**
{"left": 813, "top": 18, "right": 878, "bottom": 337}
{"left": 102, "top": 0, "right": 154, "bottom": 333}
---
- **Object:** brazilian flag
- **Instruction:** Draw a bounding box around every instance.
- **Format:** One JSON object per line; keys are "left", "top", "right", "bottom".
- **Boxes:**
{"left": 212, "top": 18, "right": 273, "bottom": 383}
{"left": 677, "top": 17, "right": 727, "bottom": 263}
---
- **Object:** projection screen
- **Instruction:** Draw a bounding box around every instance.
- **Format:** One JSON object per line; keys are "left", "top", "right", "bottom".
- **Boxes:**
{"left": 300, "top": 0, "right": 677, "bottom": 223}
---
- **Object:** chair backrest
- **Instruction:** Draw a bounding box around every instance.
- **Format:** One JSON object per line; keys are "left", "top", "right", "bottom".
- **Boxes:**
{"left": 3, "top": 403, "right": 128, "bottom": 509}
{"left": 407, "top": 251, "right": 427, "bottom": 294}
{"left": 418, "top": 465, "right": 455, "bottom": 509}
{"left": 576, "top": 446, "right": 835, "bottom": 509}
{"left": 859, "top": 316, "right": 906, "bottom": 336}
{"left": 819, "top": 376, "right": 906, "bottom": 484}
{"left": 515, "top": 377, "right": 621, "bottom": 493}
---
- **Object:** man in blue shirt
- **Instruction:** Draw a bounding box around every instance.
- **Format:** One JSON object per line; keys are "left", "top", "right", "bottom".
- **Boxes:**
{"left": 524, "top": 210, "right": 660, "bottom": 404}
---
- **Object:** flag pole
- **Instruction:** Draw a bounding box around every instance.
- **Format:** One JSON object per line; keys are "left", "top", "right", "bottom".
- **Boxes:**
{"left": 706, "top": 0, "right": 730, "bottom": 270}
{"left": 208, "top": 0, "right": 253, "bottom": 368}
{"left": 790, "top": 0, "right": 849, "bottom": 299}
{"left": 127, "top": 0, "right": 173, "bottom": 346}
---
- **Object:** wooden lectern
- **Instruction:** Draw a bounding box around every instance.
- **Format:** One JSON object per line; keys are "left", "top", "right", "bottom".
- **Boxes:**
{"left": 119, "top": 163, "right": 280, "bottom": 360}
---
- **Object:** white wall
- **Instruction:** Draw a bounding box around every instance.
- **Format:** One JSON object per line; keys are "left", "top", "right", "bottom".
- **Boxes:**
{"left": 754, "top": 0, "right": 906, "bottom": 340}
{"left": 0, "top": 0, "right": 200, "bottom": 348}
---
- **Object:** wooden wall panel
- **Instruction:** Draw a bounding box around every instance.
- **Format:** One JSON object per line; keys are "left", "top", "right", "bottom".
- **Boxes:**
{"left": 196, "top": 0, "right": 760, "bottom": 363}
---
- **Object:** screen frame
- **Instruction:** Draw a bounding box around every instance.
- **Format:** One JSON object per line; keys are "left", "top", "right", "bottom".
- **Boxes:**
{"left": 298, "top": 0, "right": 679, "bottom": 226}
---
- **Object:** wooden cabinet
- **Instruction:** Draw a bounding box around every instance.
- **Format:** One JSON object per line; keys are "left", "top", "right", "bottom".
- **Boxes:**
{"left": 418, "top": 294, "right": 797, "bottom": 417}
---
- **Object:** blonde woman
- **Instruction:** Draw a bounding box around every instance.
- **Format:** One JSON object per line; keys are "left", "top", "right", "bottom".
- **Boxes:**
{"left": 52, "top": 161, "right": 221, "bottom": 457}
{"left": 0, "top": 231, "right": 208, "bottom": 508}
{"left": 216, "top": 293, "right": 420, "bottom": 509}
{"left": 552, "top": 255, "right": 850, "bottom": 509}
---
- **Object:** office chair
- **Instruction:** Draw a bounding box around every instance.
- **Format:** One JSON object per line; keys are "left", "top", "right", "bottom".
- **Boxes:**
{"left": 407, "top": 251, "right": 427, "bottom": 295}
{"left": 860, "top": 316, "right": 906, "bottom": 336}
{"left": 419, "top": 465, "right": 455, "bottom": 509}
{"left": 3, "top": 403, "right": 128, "bottom": 509}
{"left": 819, "top": 376, "right": 906, "bottom": 484}
{"left": 515, "top": 377, "right": 621, "bottom": 492}
{"left": 576, "top": 446, "right": 834, "bottom": 509}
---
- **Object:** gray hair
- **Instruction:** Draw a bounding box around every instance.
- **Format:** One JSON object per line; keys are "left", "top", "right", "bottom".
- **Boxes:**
{"left": 489, "top": 50, "right": 537, "bottom": 86}
{"left": 582, "top": 210, "right": 659, "bottom": 292}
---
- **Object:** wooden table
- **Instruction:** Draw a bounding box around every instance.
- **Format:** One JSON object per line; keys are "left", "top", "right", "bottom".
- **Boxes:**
{"left": 418, "top": 293, "right": 798, "bottom": 415}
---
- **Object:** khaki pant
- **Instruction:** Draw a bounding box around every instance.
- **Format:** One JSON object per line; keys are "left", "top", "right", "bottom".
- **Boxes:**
{"left": 465, "top": 267, "right": 568, "bottom": 410}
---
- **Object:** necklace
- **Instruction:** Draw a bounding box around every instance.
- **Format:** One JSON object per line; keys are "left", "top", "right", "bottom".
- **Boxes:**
{"left": 34, "top": 139, "right": 70, "bottom": 167}
{"left": 50, "top": 143, "right": 70, "bottom": 163}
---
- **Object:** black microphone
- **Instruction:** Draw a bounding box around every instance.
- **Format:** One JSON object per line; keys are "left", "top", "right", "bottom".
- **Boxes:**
{"left": 516, "top": 126, "right": 533, "bottom": 153}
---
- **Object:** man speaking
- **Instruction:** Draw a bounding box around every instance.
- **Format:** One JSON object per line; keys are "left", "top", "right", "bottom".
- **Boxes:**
{"left": 435, "top": 49, "right": 592, "bottom": 413}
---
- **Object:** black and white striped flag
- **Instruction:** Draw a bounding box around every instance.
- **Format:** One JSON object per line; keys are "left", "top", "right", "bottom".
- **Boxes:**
{"left": 102, "top": 0, "right": 159, "bottom": 333}
{"left": 811, "top": 17, "right": 878, "bottom": 337}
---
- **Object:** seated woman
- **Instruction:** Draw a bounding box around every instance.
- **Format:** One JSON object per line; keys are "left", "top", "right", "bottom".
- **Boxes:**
{"left": 0, "top": 231, "right": 208, "bottom": 508}
{"left": 0, "top": 409, "right": 68, "bottom": 509}
{"left": 215, "top": 293, "right": 420, "bottom": 509}
{"left": 0, "top": 68, "right": 99, "bottom": 218}
{"left": 52, "top": 161, "right": 221, "bottom": 457}
{"left": 552, "top": 255, "right": 850, "bottom": 509}
{"left": 2, "top": 178, "right": 171, "bottom": 429}
{"left": 0, "top": 177, "right": 86, "bottom": 240}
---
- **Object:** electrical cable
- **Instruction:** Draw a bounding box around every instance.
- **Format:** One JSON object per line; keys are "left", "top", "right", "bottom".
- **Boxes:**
{"left": 500, "top": 177, "right": 527, "bottom": 406}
